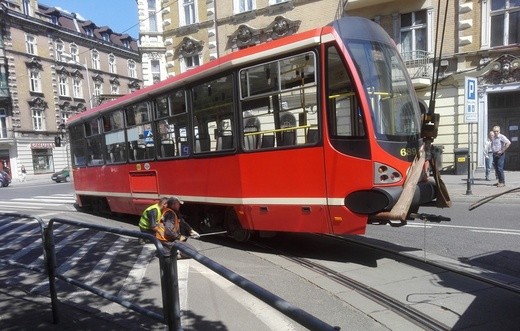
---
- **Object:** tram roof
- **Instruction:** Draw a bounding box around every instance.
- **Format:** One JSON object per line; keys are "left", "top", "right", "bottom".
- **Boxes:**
{"left": 67, "top": 25, "right": 333, "bottom": 125}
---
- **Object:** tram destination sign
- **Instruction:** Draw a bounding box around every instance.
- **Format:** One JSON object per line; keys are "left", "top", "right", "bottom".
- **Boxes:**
{"left": 464, "top": 76, "right": 478, "bottom": 124}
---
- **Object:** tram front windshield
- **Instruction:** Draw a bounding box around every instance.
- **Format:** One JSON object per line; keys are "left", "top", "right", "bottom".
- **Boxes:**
{"left": 347, "top": 40, "right": 421, "bottom": 141}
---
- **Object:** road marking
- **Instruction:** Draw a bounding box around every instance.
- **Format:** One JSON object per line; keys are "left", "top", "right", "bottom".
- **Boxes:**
{"left": 406, "top": 221, "right": 520, "bottom": 234}
{"left": 470, "top": 230, "right": 520, "bottom": 235}
{"left": 28, "top": 228, "right": 88, "bottom": 270}
{"left": 0, "top": 194, "right": 76, "bottom": 212}
{"left": 0, "top": 219, "right": 33, "bottom": 233}
{"left": 117, "top": 243, "right": 156, "bottom": 301}
{"left": 190, "top": 261, "right": 298, "bottom": 331}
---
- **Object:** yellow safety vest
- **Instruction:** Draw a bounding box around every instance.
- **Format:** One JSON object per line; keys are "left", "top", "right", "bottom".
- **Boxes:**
{"left": 139, "top": 203, "right": 162, "bottom": 230}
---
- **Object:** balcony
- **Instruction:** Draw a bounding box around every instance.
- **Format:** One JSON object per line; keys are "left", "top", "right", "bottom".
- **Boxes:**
{"left": 402, "top": 50, "right": 432, "bottom": 88}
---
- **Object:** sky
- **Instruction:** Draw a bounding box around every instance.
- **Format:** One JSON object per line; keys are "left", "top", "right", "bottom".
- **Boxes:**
{"left": 41, "top": 0, "right": 140, "bottom": 39}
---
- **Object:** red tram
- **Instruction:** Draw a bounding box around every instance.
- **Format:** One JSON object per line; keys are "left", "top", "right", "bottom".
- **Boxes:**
{"left": 67, "top": 16, "right": 449, "bottom": 241}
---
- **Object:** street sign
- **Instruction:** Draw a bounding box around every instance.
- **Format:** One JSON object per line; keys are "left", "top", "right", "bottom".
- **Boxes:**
{"left": 464, "top": 77, "right": 478, "bottom": 123}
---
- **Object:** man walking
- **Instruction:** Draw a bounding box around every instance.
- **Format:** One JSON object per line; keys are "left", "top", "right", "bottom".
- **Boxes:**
{"left": 491, "top": 125, "right": 511, "bottom": 187}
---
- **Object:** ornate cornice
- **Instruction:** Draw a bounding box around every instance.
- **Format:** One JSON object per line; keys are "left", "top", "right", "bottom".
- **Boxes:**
{"left": 28, "top": 97, "right": 48, "bottom": 109}
{"left": 177, "top": 37, "right": 204, "bottom": 57}
{"left": 480, "top": 54, "right": 520, "bottom": 85}
{"left": 229, "top": 16, "right": 301, "bottom": 49}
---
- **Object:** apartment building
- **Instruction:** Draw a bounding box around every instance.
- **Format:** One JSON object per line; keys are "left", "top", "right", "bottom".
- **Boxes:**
{"left": 138, "top": 0, "right": 167, "bottom": 87}
{"left": 0, "top": 0, "right": 142, "bottom": 181}
{"left": 151, "top": 0, "right": 518, "bottom": 171}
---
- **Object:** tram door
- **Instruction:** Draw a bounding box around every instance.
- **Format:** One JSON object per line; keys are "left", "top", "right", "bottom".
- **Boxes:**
{"left": 322, "top": 45, "right": 373, "bottom": 234}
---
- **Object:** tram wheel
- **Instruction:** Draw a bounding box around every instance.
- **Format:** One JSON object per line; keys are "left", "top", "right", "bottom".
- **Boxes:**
{"left": 224, "top": 208, "right": 251, "bottom": 242}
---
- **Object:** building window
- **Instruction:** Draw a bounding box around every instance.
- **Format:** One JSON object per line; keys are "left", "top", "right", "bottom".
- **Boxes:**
{"left": 94, "top": 82, "right": 102, "bottom": 97}
{"left": 122, "top": 40, "right": 130, "bottom": 48}
{"left": 58, "top": 76, "right": 69, "bottom": 96}
{"left": 111, "top": 84, "right": 119, "bottom": 94}
{"left": 29, "top": 70, "right": 42, "bottom": 92}
{"left": 148, "top": 0, "right": 158, "bottom": 32}
{"left": 102, "top": 33, "right": 110, "bottom": 41}
{"left": 22, "top": 0, "right": 31, "bottom": 15}
{"left": 32, "top": 109, "right": 44, "bottom": 131}
{"left": 108, "top": 54, "right": 117, "bottom": 73}
{"left": 55, "top": 41, "right": 64, "bottom": 62}
{"left": 70, "top": 43, "right": 78, "bottom": 63}
{"left": 91, "top": 50, "right": 100, "bottom": 70}
{"left": 32, "top": 148, "right": 54, "bottom": 174}
{"left": 400, "top": 10, "right": 428, "bottom": 60}
{"left": 85, "top": 28, "right": 93, "bottom": 37}
{"left": 73, "top": 77, "right": 82, "bottom": 98}
{"left": 490, "top": 0, "right": 520, "bottom": 46}
{"left": 0, "top": 108, "right": 7, "bottom": 139}
{"left": 234, "top": 0, "right": 255, "bottom": 14}
{"left": 26, "top": 34, "right": 37, "bottom": 55}
{"left": 151, "top": 59, "right": 161, "bottom": 83}
{"left": 183, "top": 55, "right": 200, "bottom": 72}
{"left": 180, "top": 0, "right": 197, "bottom": 26}
{"left": 128, "top": 60, "right": 137, "bottom": 78}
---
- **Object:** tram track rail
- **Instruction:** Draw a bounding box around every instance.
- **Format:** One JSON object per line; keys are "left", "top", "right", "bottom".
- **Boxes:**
{"left": 250, "top": 233, "right": 520, "bottom": 331}
{"left": 251, "top": 239, "right": 451, "bottom": 331}
{"left": 286, "top": 255, "right": 450, "bottom": 331}
{"left": 326, "top": 234, "right": 520, "bottom": 295}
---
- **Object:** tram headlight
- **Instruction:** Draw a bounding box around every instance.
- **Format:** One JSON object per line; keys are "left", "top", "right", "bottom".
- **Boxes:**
{"left": 374, "top": 162, "right": 402, "bottom": 184}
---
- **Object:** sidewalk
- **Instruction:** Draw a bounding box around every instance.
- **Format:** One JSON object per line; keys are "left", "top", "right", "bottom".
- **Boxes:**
{"left": 440, "top": 170, "right": 520, "bottom": 202}
{"left": 10, "top": 174, "right": 55, "bottom": 186}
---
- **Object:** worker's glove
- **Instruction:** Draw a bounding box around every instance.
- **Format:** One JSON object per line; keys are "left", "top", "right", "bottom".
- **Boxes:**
{"left": 190, "top": 230, "right": 200, "bottom": 239}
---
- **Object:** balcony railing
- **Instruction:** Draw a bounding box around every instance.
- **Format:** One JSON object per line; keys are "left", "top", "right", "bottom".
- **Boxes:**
{"left": 402, "top": 50, "right": 431, "bottom": 79}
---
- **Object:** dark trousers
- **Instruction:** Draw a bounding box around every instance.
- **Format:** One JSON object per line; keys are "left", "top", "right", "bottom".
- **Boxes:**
{"left": 493, "top": 153, "right": 506, "bottom": 184}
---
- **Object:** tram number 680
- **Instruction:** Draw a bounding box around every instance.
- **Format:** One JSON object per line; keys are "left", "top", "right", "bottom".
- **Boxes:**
{"left": 400, "top": 147, "right": 417, "bottom": 157}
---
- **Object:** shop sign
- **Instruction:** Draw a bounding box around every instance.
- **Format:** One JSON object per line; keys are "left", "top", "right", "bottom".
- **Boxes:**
{"left": 31, "top": 143, "right": 55, "bottom": 149}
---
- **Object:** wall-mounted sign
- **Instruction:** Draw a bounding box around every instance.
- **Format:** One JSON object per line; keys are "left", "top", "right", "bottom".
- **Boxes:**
{"left": 31, "top": 143, "right": 55, "bottom": 149}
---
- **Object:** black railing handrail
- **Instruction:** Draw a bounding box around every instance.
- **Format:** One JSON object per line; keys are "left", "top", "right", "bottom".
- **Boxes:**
{"left": 0, "top": 214, "right": 339, "bottom": 331}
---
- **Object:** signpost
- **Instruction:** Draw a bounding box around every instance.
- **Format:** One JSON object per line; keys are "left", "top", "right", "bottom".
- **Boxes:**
{"left": 464, "top": 77, "right": 478, "bottom": 195}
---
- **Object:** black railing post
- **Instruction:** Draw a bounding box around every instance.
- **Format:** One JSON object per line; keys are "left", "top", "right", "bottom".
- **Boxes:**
{"left": 158, "top": 246, "right": 182, "bottom": 331}
{"left": 42, "top": 220, "right": 59, "bottom": 324}
{"left": 466, "top": 150, "right": 472, "bottom": 195}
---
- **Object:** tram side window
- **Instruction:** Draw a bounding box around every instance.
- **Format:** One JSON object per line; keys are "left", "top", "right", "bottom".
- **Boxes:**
{"left": 326, "top": 46, "right": 365, "bottom": 137}
{"left": 239, "top": 52, "right": 319, "bottom": 150}
{"left": 191, "top": 75, "right": 235, "bottom": 153}
{"left": 69, "top": 124, "right": 87, "bottom": 167}
{"left": 154, "top": 91, "right": 189, "bottom": 158}
{"left": 126, "top": 102, "right": 155, "bottom": 161}
{"left": 85, "top": 118, "right": 105, "bottom": 166}
{"left": 103, "top": 110, "right": 127, "bottom": 164}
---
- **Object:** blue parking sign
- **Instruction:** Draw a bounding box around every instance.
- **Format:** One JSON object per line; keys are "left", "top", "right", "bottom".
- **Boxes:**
{"left": 464, "top": 77, "right": 478, "bottom": 123}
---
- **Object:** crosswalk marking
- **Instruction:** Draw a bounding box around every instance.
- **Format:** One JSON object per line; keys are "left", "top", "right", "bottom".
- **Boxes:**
{"left": 0, "top": 194, "right": 76, "bottom": 211}
{"left": 0, "top": 215, "right": 192, "bottom": 316}
{"left": 118, "top": 243, "right": 156, "bottom": 301}
{"left": 29, "top": 228, "right": 88, "bottom": 270}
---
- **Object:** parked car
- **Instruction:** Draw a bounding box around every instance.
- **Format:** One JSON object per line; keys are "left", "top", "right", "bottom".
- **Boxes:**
{"left": 51, "top": 167, "right": 70, "bottom": 183}
{"left": 0, "top": 170, "right": 11, "bottom": 187}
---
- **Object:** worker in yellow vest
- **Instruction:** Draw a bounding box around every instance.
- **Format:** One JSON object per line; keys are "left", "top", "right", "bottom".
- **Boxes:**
{"left": 138, "top": 197, "right": 168, "bottom": 243}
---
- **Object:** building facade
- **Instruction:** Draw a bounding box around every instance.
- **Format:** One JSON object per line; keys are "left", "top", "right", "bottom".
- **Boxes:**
{"left": 0, "top": 0, "right": 142, "bottom": 181}
{"left": 137, "top": 0, "right": 167, "bottom": 87}
{"left": 152, "top": 0, "right": 519, "bottom": 173}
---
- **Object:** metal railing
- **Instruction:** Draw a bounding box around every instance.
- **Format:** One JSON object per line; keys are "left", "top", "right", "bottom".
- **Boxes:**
{"left": 402, "top": 50, "right": 431, "bottom": 79}
{"left": 1, "top": 213, "right": 339, "bottom": 331}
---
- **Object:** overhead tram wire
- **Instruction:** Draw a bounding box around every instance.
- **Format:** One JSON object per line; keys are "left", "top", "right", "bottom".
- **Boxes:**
{"left": 428, "top": 0, "right": 450, "bottom": 115}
